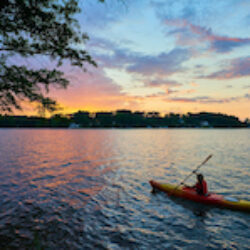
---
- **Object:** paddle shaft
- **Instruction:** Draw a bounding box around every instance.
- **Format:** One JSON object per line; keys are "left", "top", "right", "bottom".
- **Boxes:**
{"left": 169, "top": 154, "right": 212, "bottom": 195}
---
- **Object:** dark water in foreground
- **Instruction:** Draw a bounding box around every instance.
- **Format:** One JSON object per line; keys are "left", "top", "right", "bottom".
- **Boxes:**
{"left": 0, "top": 129, "right": 249, "bottom": 249}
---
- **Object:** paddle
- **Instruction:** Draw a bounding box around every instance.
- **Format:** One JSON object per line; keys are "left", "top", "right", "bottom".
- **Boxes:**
{"left": 169, "top": 154, "right": 213, "bottom": 196}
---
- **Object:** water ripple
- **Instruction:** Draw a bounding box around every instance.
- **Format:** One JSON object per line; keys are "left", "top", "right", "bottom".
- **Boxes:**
{"left": 0, "top": 129, "right": 249, "bottom": 249}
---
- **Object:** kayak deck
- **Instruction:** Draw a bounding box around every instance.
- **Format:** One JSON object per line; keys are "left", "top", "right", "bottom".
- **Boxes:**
{"left": 150, "top": 180, "right": 250, "bottom": 213}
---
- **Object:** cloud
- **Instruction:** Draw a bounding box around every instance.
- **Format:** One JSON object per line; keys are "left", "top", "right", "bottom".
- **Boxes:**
{"left": 190, "top": 82, "right": 198, "bottom": 87}
{"left": 165, "top": 94, "right": 249, "bottom": 104}
{"left": 126, "top": 48, "right": 190, "bottom": 76}
{"left": 210, "top": 38, "right": 250, "bottom": 53}
{"left": 164, "top": 19, "right": 250, "bottom": 53}
{"left": 97, "top": 47, "right": 136, "bottom": 69}
{"left": 165, "top": 96, "right": 229, "bottom": 103}
{"left": 89, "top": 37, "right": 190, "bottom": 77}
{"left": 143, "top": 78, "right": 182, "bottom": 87}
{"left": 143, "top": 92, "right": 167, "bottom": 98}
{"left": 88, "top": 37, "right": 117, "bottom": 53}
{"left": 202, "top": 56, "right": 250, "bottom": 79}
{"left": 166, "top": 88, "right": 178, "bottom": 95}
{"left": 50, "top": 67, "right": 132, "bottom": 111}
{"left": 243, "top": 84, "right": 250, "bottom": 89}
{"left": 151, "top": 0, "right": 200, "bottom": 22}
{"left": 78, "top": 0, "right": 126, "bottom": 31}
{"left": 88, "top": 38, "right": 139, "bottom": 68}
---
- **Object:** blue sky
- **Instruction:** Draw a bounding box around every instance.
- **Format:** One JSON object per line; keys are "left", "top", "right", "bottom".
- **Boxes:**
{"left": 47, "top": 0, "right": 250, "bottom": 119}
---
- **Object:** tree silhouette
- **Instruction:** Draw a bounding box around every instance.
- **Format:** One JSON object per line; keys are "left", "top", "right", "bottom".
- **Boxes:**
{"left": 0, "top": 0, "right": 103, "bottom": 113}
{"left": 0, "top": 111, "right": 247, "bottom": 128}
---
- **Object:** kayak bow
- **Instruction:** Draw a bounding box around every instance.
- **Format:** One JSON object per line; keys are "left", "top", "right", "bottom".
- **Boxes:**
{"left": 149, "top": 180, "right": 250, "bottom": 213}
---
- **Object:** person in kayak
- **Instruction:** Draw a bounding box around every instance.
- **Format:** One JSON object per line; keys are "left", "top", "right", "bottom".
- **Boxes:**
{"left": 184, "top": 173, "right": 208, "bottom": 195}
{"left": 193, "top": 173, "right": 208, "bottom": 196}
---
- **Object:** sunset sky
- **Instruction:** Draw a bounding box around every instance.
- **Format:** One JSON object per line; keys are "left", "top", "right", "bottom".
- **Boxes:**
{"left": 22, "top": 0, "right": 250, "bottom": 120}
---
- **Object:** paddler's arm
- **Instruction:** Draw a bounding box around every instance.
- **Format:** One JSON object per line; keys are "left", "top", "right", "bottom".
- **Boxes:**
{"left": 181, "top": 182, "right": 194, "bottom": 188}
{"left": 180, "top": 170, "right": 199, "bottom": 188}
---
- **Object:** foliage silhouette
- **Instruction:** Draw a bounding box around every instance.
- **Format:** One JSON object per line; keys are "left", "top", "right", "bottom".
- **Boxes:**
{"left": 0, "top": 0, "right": 103, "bottom": 113}
{"left": 0, "top": 111, "right": 248, "bottom": 128}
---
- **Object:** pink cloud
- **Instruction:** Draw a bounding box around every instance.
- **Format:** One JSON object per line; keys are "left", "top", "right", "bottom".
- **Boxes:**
{"left": 49, "top": 67, "right": 133, "bottom": 111}
{"left": 166, "top": 19, "right": 250, "bottom": 53}
{"left": 203, "top": 56, "right": 250, "bottom": 79}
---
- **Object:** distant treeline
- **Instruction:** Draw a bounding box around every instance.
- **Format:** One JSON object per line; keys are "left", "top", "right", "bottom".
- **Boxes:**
{"left": 0, "top": 110, "right": 249, "bottom": 128}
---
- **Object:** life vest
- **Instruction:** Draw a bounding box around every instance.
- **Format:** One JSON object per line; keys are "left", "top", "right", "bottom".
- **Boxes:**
{"left": 195, "top": 180, "right": 208, "bottom": 195}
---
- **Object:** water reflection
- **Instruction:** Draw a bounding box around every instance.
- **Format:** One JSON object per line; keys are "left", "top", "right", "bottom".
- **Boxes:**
{"left": 170, "top": 195, "right": 210, "bottom": 217}
{"left": 0, "top": 129, "right": 120, "bottom": 248}
{"left": 0, "top": 129, "right": 249, "bottom": 249}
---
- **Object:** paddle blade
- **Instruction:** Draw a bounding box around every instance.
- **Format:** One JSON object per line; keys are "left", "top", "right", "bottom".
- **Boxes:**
{"left": 202, "top": 154, "right": 213, "bottom": 165}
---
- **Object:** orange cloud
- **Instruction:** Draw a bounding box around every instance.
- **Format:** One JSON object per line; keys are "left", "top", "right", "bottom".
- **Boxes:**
{"left": 47, "top": 68, "right": 144, "bottom": 113}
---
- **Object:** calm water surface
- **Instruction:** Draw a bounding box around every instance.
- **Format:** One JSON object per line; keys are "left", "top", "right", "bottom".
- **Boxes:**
{"left": 0, "top": 129, "right": 249, "bottom": 249}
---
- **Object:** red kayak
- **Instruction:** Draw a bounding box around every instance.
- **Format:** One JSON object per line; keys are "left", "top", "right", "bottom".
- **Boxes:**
{"left": 149, "top": 180, "right": 250, "bottom": 213}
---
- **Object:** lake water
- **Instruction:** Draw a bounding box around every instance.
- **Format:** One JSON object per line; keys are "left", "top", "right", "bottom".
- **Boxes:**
{"left": 0, "top": 129, "right": 249, "bottom": 249}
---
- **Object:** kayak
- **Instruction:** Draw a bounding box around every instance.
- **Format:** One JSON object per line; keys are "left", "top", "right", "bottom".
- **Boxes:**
{"left": 149, "top": 180, "right": 250, "bottom": 213}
